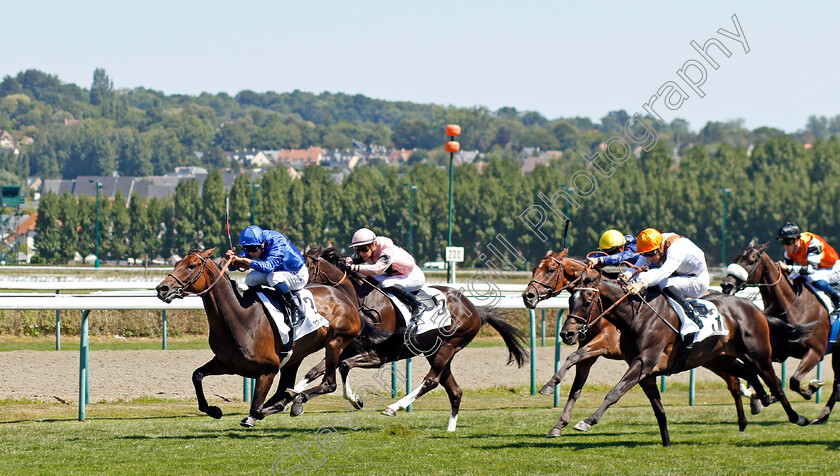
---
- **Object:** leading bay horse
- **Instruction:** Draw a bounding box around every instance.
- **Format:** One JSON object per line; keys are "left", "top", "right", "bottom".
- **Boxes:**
{"left": 721, "top": 240, "right": 836, "bottom": 424}
{"left": 293, "top": 247, "right": 529, "bottom": 431}
{"left": 563, "top": 267, "right": 808, "bottom": 446}
{"left": 155, "top": 249, "right": 376, "bottom": 427}
{"left": 523, "top": 250, "right": 754, "bottom": 437}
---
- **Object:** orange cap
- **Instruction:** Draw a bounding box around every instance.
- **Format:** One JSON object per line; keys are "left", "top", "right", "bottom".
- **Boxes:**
{"left": 636, "top": 228, "right": 663, "bottom": 254}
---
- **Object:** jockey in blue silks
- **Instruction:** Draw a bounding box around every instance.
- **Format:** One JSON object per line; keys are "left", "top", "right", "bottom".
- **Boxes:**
{"left": 225, "top": 225, "right": 308, "bottom": 324}
{"left": 586, "top": 229, "right": 640, "bottom": 268}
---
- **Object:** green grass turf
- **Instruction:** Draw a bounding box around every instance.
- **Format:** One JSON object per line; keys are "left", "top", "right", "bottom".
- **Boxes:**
{"left": 0, "top": 384, "right": 836, "bottom": 475}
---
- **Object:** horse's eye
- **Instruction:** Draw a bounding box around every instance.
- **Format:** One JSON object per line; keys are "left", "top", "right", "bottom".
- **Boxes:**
{"left": 547, "top": 267, "right": 555, "bottom": 274}
{"left": 188, "top": 264, "right": 196, "bottom": 270}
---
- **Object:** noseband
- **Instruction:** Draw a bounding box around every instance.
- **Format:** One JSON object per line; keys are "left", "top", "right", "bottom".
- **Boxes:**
{"left": 726, "top": 249, "right": 783, "bottom": 293}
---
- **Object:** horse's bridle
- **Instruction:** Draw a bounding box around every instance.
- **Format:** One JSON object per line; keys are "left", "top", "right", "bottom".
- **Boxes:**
{"left": 564, "top": 286, "right": 604, "bottom": 338}
{"left": 727, "top": 248, "right": 784, "bottom": 293}
{"left": 526, "top": 256, "right": 588, "bottom": 302}
{"left": 308, "top": 255, "right": 349, "bottom": 287}
{"left": 167, "top": 252, "right": 231, "bottom": 297}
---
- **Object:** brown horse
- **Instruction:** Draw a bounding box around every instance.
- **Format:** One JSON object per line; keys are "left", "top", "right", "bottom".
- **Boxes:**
{"left": 524, "top": 250, "right": 753, "bottom": 437}
{"left": 721, "top": 241, "right": 836, "bottom": 424}
{"left": 293, "top": 247, "right": 529, "bottom": 431}
{"left": 562, "top": 268, "right": 808, "bottom": 446}
{"left": 155, "top": 249, "right": 373, "bottom": 427}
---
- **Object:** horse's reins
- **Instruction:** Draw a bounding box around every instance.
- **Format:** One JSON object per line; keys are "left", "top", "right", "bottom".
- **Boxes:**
{"left": 730, "top": 249, "right": 796, "bottom": 315}
{"left": 168, "top": 252, "right": 233, "bottom": 297}
{"left": 527, "top": 255, "right": 590, "bottom": 302}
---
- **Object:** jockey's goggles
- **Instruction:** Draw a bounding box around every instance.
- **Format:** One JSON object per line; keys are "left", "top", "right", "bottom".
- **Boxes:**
{"left": 354, "top": 244, "right": 372, "bottom": 253}
{"left": 779, "top": 238, "right": 797, "bottom": 246}
{"left": 640, "top": 249, "right": 659, "bottom": 258}
{"left": 241, "top": 245, "right": 261, "bottom": 252}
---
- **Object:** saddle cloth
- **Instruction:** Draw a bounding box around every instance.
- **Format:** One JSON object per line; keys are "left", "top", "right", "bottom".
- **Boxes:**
{"left": 663, "top": 296, "right": 729, "bottom": 343}
{"left": 387, "top": 286, "right": 452, "bottom": 335}
{"left": 802, "top": 280, "right": 835, "bottom": 314}
{"left": 256, "top": 288, "right": 329, "bottom": 345}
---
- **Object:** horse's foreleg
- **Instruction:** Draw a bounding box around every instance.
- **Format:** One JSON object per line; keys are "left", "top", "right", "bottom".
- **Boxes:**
{"left": 240, "top": 371, "right": 277, "bottom": 428}
{"left": 339, "top": 352, "right": 386, "bottom": 410}
{"left": 539, "top": 345, "right": 602, "bottom": 395}
{"left": 788, "top": 348, "right": 824, "bottom": 400}
{"left": 574, "top": 352, "right": 655, "bottom": 433}
{"left": 262, "top": 362, "right": 302, "bottom": 416}
{"left": 192, "top": 358, "right": 227, "bottom": 419}
{"left": 547, "top": 356, "right": 600, "bottom": 437}
{"left": 811, "top": 356, "right": 840, "bottom": 425}
{"left": 638, "top": 375, "right": 670, "bottom": 447}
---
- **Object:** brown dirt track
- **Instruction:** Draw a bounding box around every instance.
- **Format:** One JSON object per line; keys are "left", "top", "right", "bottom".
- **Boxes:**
{"left": 1, "top": 346, "right": 831, "bottom": 404}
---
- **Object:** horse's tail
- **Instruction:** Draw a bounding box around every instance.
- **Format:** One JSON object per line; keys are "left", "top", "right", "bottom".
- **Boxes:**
{"left": 479, "top": 306, "right": 529, "bottom": 367}
{"left": 351, "top": 315, "right": 391, "bottom": 350}
{"left": 765, "top": 315, "right": 815, "bottom": 345}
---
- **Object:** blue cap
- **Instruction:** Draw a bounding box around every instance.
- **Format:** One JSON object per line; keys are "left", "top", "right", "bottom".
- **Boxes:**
{"left": 239, "top": 225, "right": 264, "bottom": 247}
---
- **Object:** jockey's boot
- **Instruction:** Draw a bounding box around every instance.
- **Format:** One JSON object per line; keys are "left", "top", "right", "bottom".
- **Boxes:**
{"left": 277, "top": 288, "right": 305, "bottom": 327}
{"left": 384, "top": 286, "right": 426, "bottom": 325}
{"left": 662, "top": 286, "right": 703, "bottom": 329}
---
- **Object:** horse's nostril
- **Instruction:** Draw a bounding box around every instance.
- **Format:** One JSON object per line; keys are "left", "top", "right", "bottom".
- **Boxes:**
{"left": 525, "top": 292, "right": 534, "bottom": 300}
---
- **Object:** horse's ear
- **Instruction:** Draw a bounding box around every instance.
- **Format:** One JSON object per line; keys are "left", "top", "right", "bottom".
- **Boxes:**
{"left": 759, "top": 242, "right": 770, "bottom": 252}
{"left": 748, "top": 238, "right": 757, "bottom": 248}
{"left": 201, "top": 248, "right": 215, "bottom": 258}
{"left": 544, "top": 249, "right": 553, "bottom": 257}
{"left": 304, "top": 244, "right": 311, "bottom": 253}
{"left": 558, "top": 249, "right": 568, "bottom": 259}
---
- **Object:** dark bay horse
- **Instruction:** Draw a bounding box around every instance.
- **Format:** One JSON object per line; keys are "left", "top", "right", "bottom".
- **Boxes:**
{"left": 294, "top": 247, "right": 529, "bottom": 431}
{"left": 563, "top": 268, "right": 808, "bottom": 446}
{"left": 721, "top": 241, "right": 836, "bottom": 424}
{"left": 155, "top": 249, "right": 371, "bottom": 427}
{"left": 523, "top": 250, "right": 752, "bottom": 437}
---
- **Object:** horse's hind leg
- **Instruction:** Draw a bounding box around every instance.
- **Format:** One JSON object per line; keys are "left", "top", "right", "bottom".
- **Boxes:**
{"left": 438, "top": 363, "right": 462, "bottom": 431}
{"left": 811, "top": 355, "right": 840, "bottom": 425}
{"left": 292, "top": 358, "right": 326, "bottom": 394}
{"left": 292, "top": 336, "right": 348, "bottom": 413}
{"left": 743, "top": 350, "right": 808, "bottom": 426}
{"left": 547, "top": 356, "right": 599, "bottom": 438}
{"left": 788, "top": 348, "right": 823, "bottom": 400}
{"left": 193, "top": 358, "right": 227, "bottom": 419}
{"left": 383, "top": 343, "right": 459, "bottom": 417}
{"left": 638, "top": 376, "right": 670, "bottom": 447}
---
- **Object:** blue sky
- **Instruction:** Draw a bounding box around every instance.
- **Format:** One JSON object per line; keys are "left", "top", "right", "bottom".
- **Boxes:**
{"left": 2, "top": 1, "right": 835, "bottom": 132}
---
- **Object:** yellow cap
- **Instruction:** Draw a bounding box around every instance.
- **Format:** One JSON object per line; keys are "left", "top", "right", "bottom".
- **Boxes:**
{"left": 599, "top": 230, "right": 626, "bottom": 250}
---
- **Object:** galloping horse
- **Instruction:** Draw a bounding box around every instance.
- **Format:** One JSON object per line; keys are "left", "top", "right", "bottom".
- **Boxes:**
{"left": 721, "top": 241, "right": 836, "bottom": 424}
{"left": 562, "top": 268, "right": 808, "bottom": 446}
{"left": 524, "top": 250, "right": 753, "bottom": 437}
{"left": 155, "top": 249, "right": 374, "bottom": 427}
{"left": 294, "top": 247, "right": 529, "bottom": 431}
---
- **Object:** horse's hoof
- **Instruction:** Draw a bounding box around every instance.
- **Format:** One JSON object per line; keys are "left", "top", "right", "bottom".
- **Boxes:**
{"left": 810, "top": 415, "right": 829, "bottom": 425}
{"left": 538, "top": 385, "right": 555, "bottom": 396}
{"left": 750, "top": 398, "right": 762, "bottom": 415}
{"left": 206, "top": 406, "right": 223, "bottom": 419}
{"left": 240, "top": 416, "right": 256, "bottom": 428}
{"left": 809, "top": 379, "right": 824, "bottom": 392}
{"left": 795, "top": 415, "right": 809, "bottom": 426}
{"left": 572, "top": 421, "right": 591, "bottom": 432}
{"left": 350, "top": 399, "right": 364, "bottom": 410}
{"left": 290, "top": 402, "right": 304, "bottom": 417}
{"left": 381, "top": 408, "right": 397, "bottom": 417}
{"left": 546, "top": 427, "right": 562, "bottom": 438}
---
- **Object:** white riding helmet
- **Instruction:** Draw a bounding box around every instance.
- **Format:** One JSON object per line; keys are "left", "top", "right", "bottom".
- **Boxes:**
{"left": 350, "top": 228, "right": 377, "bottom": 247}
